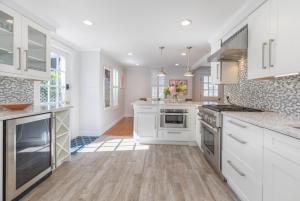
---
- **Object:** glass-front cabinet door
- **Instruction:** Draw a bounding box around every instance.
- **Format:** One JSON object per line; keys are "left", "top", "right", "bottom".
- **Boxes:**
{"left": 0, "top": 4, "right": 21, "bottom": 74}
{"left": 22, "top": 18, "right": 50, "bottom": 80}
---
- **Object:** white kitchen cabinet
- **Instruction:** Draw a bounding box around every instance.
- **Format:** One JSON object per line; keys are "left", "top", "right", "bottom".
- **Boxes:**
{"left": 0, "top": 3, "right": 50, "bottom": 80}
{"left": 263, "top": 129, "right": 300, "bottom": 201}
{"left": 0, "top": 4, "right": 22, "bottom": 75}
{"left": 195, "top": 114, "right": 202, "bottom": 149}
{"left": 135, "top": 112, "right": 157, "bottom": 138}
{"left": 248, "top": 0, "right": 300, "bottom": 79}
{"left": 210, "top": 40, "right": 239, "bottom": 84}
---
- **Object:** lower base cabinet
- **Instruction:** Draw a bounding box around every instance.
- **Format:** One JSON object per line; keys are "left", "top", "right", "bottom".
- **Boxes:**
{"left": 134, "top": 112, "right": 157, "bottom": 139}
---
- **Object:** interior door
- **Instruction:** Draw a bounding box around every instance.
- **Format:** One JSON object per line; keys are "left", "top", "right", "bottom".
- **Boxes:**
{"left": 0, "top": 4, "right": 21, "bottom": 74}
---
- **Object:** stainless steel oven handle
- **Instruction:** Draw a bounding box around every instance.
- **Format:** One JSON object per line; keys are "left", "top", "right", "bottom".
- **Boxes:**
{"left": 200, "top": 120, "right": 218, "bottom": 133}
{"left": 167, "top": 131, "right": 182, "bottom": 134}
{"left": 228, "top": 120, "right": 247, "bottom": 128}
{"left": 227, "top": 160, "right": 246, "bottom": 177}
{"left": 228, "top": 134, "right": 247, "bottom": 144}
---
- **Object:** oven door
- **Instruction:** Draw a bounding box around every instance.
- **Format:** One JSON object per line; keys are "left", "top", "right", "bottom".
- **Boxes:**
{"left": 200, "top": 120, "right": 221, "bottom": 172}
{"left": 5, "top": 113, "right": 52, "bottom": 201}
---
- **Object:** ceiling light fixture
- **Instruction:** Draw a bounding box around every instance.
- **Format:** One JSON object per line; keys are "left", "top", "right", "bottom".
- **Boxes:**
{"left": 184, "top": 46, "right": 194, "bottom": 77}
{"left": 175, "top": 63, "right": 179, "bottom": 66}
{"left": 83, "top": 20, "right": 93, "bottom": 26}
{"left": 181, "top": 19, "right": 192, "bottom": 26}
{"left": 181, "top": 52, "right": 186, "bottom": 56}
{"left": 135, "top": 63, "right": 140, "bottom": 66}
{"left": 157, "top": 46, "right": 167, "bottom": 77}
{"left": 128, "top": 52, "right": 133, "bottom": 56}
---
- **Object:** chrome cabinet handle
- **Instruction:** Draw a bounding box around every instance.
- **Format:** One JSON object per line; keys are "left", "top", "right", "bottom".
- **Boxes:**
{"left": 17, "top": 47, "right": 22, "bottom": 70}
{"left": 24, "top": 50, "right": 28, "bottom": 71}
{"left": 262, "top": 42, "right": 267, "bottom": 69}
{"left": 269, "top": 39, "right": 274, "bottom": 68}
{"left": 228, "top": 120, "right": 247, "bottom": 128}
{"left": 228, "top": 134, "right": 247, "bottom": 144}
{"left": 216, "top": 63, "right": 219, "bottom": 80}
{"left": 227, "top": 160, "right": 246, "bottom": 177}
{"left": 154, "top": 116, "right": 157, "bottom": 130}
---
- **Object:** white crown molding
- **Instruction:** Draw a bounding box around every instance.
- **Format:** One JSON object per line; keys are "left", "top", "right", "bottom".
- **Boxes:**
{"left": 0, "top": 0, "right": 57, "bottom": 32}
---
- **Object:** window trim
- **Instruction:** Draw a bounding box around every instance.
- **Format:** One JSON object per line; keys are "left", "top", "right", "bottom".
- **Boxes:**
{"left": 104, "top": 67, "right": 112, "bottom": 110}
{"left": 203, "top": 75, "right": 219, "bottom": 98}
{"left": 112, "top": 68, "right": 119, "bottom": 108}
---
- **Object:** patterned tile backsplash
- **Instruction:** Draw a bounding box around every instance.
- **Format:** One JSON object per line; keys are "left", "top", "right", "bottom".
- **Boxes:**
{"left": 224, "top": 60, "right": 300, "bottom": 118}
{"left": 0, "top": 76, "right": 34, "bottom": 103}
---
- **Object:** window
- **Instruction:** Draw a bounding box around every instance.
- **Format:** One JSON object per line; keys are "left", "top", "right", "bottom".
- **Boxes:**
{"left": 40, "top": 52, "right": 66, "bottom": 104}
{"left": 104, "top": 68, "right": 111, "bottom": 108}
{"left": 203, "top": 75, "right": 218, "bottom": 97}
{"left": 151, "top": 73, "right": 165, "bottom": 99}
{"left": 112, "top": 69, "right": 119, "bottom": 107}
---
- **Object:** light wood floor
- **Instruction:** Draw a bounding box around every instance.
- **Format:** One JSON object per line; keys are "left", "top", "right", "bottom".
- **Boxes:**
{"left": 105, "top": 118, "right": 133, "bottom": 137}
{"left": 22, "top": 137, "right": 238, "bottom": 201}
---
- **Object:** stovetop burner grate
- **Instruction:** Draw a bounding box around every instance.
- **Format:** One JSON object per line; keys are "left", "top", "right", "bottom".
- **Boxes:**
{"left": 201, "top": 104, "right": 263, "bottom": 112}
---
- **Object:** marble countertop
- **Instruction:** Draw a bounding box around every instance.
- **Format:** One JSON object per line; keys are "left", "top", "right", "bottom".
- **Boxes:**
{"left": 132, "top": 100, "right": 219, "bottom": 107}
{"left": 0, "top": 104, "right": 72, "bottom": 120}
{"left": 222, "top": 111, "right": 300, "bottom": 140}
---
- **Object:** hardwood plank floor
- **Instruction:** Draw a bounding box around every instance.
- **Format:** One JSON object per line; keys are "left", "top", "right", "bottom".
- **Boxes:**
{"left": 22, "top": 137, "right": 238, "bottom": 201}
{"left": 104, "top": 118, "right": 133, "bottom": 137}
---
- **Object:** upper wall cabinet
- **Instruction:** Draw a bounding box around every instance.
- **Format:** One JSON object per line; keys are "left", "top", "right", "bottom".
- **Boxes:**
{"left": 248, "top": 0, "right": 300, "bottom": 79}
{"left": 210, "top": 40, "right": 239, "bottom": 84}
{"left": 0, "top": 4, "right": 50, "bottom": 80}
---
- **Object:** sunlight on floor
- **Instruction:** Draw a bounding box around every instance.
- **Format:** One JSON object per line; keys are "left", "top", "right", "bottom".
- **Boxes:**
{"left": 77, "top": 138, "right": 149, "bottom": 153}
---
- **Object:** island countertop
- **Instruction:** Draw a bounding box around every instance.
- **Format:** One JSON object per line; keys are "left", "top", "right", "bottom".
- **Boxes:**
{"left": 132, "top": 100, "right": 219, "bottom": 107}
{"left": 0, "top": 104, "right": 72, "bottom": 120}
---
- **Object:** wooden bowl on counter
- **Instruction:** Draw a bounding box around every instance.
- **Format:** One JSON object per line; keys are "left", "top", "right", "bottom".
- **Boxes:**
{"left": 0, "top": 103, "right": 32, "bottom": 110}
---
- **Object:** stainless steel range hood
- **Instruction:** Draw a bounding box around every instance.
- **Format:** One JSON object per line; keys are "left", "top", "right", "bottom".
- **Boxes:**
{"left": 208, "top": 25, "right": 248, "bottom": 62}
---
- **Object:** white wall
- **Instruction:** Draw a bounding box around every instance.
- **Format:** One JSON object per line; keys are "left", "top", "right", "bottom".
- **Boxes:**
{"left": 79, "top": 50, "right": 125, "bottom": 136}
{"left": 124, "top": 67, "right": 152, "bottom": 117}
{"left": 124, "top": 67, "right": 194, "bottom": 117}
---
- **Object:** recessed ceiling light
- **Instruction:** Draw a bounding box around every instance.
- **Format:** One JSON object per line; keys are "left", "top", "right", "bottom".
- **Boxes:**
{"left": 128, "top": 52, "right": 133, "bottom": 56}
{"left": 6, "top": 19, "right": 13, "bottom": 24}
{"left": 83, "top": 20, "right": 93, "bottom": 26}
{"left": 181, "top": 52, "right": 187, "bottom": 56}
{"left": 175, "top": 64, "right": 179, "bottom": 66}
{"left": 181, "top": 19, "right": 192, "bottom": 26}
{"left": 136, "top": 64, "right": 140, "bottom": 66}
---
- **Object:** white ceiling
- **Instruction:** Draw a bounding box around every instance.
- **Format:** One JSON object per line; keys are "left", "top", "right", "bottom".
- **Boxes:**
{"left": 10, "top": 0, "right": 250, "bottom": 68}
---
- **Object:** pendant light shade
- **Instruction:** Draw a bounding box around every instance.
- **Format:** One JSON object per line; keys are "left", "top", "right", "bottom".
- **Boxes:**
{"left": 157, "top": 46, "right": 167, "bottom": 77}
{"left": 184, "top": 46, "right": 194, "bottom": 77}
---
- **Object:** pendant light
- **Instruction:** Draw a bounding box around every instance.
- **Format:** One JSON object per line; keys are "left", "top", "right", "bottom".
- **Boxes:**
{"left": 184, "top": 46, "right": 194, "bottom": 77}
{"left": 157, "top": 46, "right": 167, "bottom": 77}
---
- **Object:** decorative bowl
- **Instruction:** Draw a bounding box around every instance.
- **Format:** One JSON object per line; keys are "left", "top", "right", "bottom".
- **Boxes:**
{"left": 0, "top": 103, "right": 32, "bottom": 110}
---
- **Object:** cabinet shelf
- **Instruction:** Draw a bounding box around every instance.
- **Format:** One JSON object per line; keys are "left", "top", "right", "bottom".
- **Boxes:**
{"left": 0, "top": 47, "right": 13, "bottom": 54}
{"left": 28, "top": 55, "right": 46, "bottom": 63}
{"left": 0, "top": 26, "right": 12, "bottom": 34}
{"left": 28, "top": 39, "right": 45, "bottom": 48}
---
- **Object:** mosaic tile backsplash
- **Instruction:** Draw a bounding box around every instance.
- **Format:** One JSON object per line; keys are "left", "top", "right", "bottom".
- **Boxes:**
{"left": 0, "top": 76, "right": 34, "bottom": 103}
{"left": 224, "top": 60, "right": 300, "bottom": 118}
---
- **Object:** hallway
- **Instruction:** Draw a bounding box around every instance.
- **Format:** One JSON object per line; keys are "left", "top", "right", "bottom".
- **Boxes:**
{"left": 105, "top": 117, "right": 133, "bottom": 137}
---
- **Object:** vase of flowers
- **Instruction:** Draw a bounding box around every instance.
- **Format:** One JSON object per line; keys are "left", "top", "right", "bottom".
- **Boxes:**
{"left": 163, "top": 81, "right": 187, "bottom": 102}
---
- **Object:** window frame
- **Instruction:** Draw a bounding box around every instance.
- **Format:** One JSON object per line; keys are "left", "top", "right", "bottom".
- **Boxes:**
{"left": 40, "top": 49, "right": 67, "bottom": 104}
{"left": 112, "top": 68, "right": 119, "bottom": 107}
{"left": 203, "top": 75, "right": 219, "bottom": 98}
{"left": 151, "top": 73, "right": 165, "bottom": 99}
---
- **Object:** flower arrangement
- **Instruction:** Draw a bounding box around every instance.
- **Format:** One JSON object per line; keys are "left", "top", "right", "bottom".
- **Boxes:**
{"left": 163, "top": 81, "right": 187, "bottom": 99}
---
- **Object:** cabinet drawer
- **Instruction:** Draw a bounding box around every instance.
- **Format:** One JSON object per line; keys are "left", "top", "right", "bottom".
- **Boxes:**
{"left": 223, "top": 116, "right": 264, "bottom": 147}
{"left": 158, "top": 130, "right": 192, "bottom": 141}
{"left": 222, "top": 150, "right": 262, "bottom": 201}
{"left": 134, "top": 106, "right": 158, "bottom": 113}
{"left": 264, "top": 129, "right": 300, "bottom": 163}
{"left": 223, "top": 130, "right": 263, "bottom": 176}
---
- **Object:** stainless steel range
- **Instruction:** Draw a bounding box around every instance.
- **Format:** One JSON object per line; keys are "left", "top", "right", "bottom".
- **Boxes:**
{"left": 198, "top": 104, "right": 262, "bottom": 175}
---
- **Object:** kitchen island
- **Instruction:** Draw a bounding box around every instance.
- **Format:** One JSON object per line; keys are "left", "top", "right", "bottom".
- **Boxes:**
{"left": 132, "top": 100, "right": 211, "bottom": 145}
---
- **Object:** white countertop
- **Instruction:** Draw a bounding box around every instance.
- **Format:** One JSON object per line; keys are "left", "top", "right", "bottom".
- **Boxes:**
{"left": 132, "top": 100, "right": 218, "bottom": 107}
{"left": 222, "top": 111, "right": 300, "bottom": 140}
{"left": 0, "top": 104, "right": 72, "bottom": 120}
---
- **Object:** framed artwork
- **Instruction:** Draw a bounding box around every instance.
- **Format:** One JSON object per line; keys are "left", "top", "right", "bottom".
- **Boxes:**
{"left": 169, "top": 79, "right": 188, "bottom": 95}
